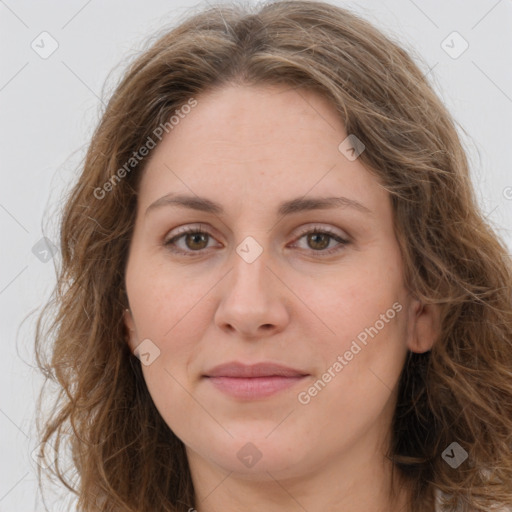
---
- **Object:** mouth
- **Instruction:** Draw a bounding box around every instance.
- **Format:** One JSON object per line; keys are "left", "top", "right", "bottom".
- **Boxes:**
{"left": 202, "top": 362, "right": 310, "bottom": 400}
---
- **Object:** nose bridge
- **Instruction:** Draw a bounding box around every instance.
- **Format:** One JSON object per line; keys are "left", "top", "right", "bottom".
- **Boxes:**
{"left": 230, "top": 234, "right": 271, "bottom": 294}
{"left": 216, "top": 234, "right": 279, "bottom": 321}
{"left": 212, "top": 231, "right": 289, "bottom": 336}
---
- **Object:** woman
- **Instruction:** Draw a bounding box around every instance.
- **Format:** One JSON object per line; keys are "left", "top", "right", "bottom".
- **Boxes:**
{"left": 34, "top": 1, "right": 512, "bottom": 511}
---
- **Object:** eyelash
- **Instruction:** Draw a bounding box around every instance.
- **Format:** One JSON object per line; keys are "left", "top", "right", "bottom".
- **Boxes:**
{"left": 163, "top": 225, "right": 350, "bottom": 257}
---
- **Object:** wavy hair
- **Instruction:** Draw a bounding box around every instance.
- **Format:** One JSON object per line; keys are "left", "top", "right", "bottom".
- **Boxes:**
{"left": 34, "top": 1, "right": 512, "bottom": 511}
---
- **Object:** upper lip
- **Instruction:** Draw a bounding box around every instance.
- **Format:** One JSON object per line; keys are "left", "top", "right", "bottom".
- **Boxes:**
{"left": 203, "top": 362, "right": 309, "bottom": 378}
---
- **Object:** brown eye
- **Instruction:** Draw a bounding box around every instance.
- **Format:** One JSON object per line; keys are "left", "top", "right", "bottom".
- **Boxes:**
{"left": 291, "top": 226, "right": 350, "bottom": 256}
{"left": 183, "top": 232, "right": 209, "bottom": 250}
{"left": 306, "top": 232, "right": 331, "bottom": 251}
{"left": 164, "top": 227, "right": 217, "bottom": 255}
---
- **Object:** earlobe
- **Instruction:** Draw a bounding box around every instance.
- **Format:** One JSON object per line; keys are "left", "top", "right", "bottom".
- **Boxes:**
{"left": 407, "top": 300, "right": 441, "bottom": 354}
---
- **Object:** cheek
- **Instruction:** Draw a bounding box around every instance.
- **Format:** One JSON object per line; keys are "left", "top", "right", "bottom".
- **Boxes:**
{"left": 297, "top": 256, "right": 408, "bottom": 392}
{"left": 296, "top": 257, "right": 404, "bottom": 343}
{"left": 296, "top": 297, "right": 408, "bottom": 434}
{"left": 142, "top": 362, "right": 204, "bottom": 451}
{"left": 125, "top": 261, "right": 205, "bottom": 412}
{"left": 126, "top": 253, "right": 208, "bottom": 339}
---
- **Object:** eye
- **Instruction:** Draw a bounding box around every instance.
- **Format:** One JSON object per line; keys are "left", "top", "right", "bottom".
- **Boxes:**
{"left": 290, "top": 225, "right": 350, "bottom": 256}
{"left": 163, "top": 224, "right": 350, "bottom": 257}
{"left": 164, "top": 225, "right": 218, "bottom": 256}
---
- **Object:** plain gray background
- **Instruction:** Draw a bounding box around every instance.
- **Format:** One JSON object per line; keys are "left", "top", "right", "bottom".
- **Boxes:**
{"left": 1, "top": 0, "right": 511, "bottom": 510}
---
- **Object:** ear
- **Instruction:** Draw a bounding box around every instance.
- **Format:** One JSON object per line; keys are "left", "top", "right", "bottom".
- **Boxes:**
{"left": 123, "top": 308, "right": 138, "bottom": 354}
{"left": 406, "top": 298, "right": 441, "bottom": 353}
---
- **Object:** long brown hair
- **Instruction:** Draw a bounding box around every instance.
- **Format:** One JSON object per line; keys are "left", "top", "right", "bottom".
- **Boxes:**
{"left": 34, "top": 1, "right": 512, "bottom": 511}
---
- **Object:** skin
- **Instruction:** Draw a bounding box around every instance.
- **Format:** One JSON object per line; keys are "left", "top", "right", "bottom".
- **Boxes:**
{"left": 123, "top": 84, "right": 440, "bottom": 512}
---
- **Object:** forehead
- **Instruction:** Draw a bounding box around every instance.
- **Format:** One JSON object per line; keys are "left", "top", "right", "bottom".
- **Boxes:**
{"left": 137, "top": 84, "right": 389, "bottom": 218}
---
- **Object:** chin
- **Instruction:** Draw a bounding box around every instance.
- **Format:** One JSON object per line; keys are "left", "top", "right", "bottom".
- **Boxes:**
{"left": 190, "top": 434, "right": 315, "bottom": 480}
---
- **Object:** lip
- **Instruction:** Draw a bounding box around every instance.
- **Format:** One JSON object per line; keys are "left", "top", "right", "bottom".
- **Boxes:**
{"left": 203, "top": 362, "right": 310, "bottom": 400}
{"left": 204, "top": 361, "right": 309, "bottom": 378}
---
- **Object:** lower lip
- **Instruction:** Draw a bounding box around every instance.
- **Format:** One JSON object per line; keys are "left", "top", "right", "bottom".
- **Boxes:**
{"left": 205, "top": 375, "right": 308, "bottom": 399}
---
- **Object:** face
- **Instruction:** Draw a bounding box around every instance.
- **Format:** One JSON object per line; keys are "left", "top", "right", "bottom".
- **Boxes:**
{"left": 123, "top": 84, "right": 438, "bottom": 482}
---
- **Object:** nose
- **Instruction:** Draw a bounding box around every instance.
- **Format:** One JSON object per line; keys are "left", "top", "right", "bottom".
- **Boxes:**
{"left": 213, "top": 243, "right": 290, "bottom": 339}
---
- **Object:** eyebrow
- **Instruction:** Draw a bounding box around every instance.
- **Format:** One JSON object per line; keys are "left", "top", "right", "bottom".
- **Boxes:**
{"left": 145, "top": 193, "right": 373, "bottom": 217}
